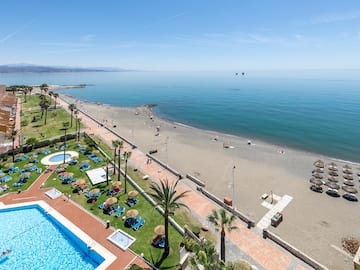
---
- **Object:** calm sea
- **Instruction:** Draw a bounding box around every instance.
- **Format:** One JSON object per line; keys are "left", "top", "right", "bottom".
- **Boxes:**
{"left": 1, "top": 70, "right": 360, "bottom": 162}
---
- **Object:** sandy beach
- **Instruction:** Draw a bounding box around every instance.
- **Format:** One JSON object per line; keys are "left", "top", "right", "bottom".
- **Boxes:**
{"left": 59, "top": 92, "right": 360, "bottom": 270}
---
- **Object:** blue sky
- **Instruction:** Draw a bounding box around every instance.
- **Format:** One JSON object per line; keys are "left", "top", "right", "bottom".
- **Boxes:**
{"left": 1, "top": 0, "right": 360, "bottom": 71}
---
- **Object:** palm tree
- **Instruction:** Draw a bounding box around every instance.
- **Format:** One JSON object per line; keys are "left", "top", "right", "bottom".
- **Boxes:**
{"left": 123, "top": 151, "right": 132, "bottom": 194}
{"left": 207, "top": 209, "right": 238, "bottom": 262}
{"left": 117, "top": 140, "right": 123, "bottom": 181}
{"left": 112, "top": 140, "right": 119, "bottom": 174}
{"left": 40, "top": 83, "right": 48, "bottom": 95}
{"left": 53, "top": 93, "right": 59, "bottom": 109}
{"left": 62, "top": 122, "right": 70, "bottom": 164}
{"left": 48, "top": 91, "right": 54, "bottom": 105}
{"left": 190, "top": 240, "right": 222, "bottom": 270}
{"left": 149, "top": 179, "right": 190, "bottom": 259}
{"left": 39, "top": 98, "right": 50, "bottom": 125}
{"left": 68, "top": 104, "right": 76, "bottom": 127}
{"left": 11, "top": 129, "right": 17, "bottom": 162}
{"left": 28, "top": 86, "right": 33, "bottom": 96}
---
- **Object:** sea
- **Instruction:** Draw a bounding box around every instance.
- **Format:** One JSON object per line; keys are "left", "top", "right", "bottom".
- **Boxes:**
{"left": 1, "top": 70, "right": 360, "bottom": 162}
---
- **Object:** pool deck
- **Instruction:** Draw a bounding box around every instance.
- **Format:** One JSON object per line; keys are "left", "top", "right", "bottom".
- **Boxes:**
{"left": 0, "top": 165, "right": 150, "bottom": 270}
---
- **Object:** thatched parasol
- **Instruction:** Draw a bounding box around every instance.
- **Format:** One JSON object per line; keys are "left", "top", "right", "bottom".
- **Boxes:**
{"left": 310, "top": 178, "right": 323, "bottom": 186}
{"left": 328, "top": 162, "right": 337, "bottom": 167}
{"left": 71, "top": 156, "right": 78, "bottom": 160}
{"left": 5, "top": 163, "right": 14, "bottom": 168}
{"left": 74, "top": 178, "right": 86, "bottom": 186}
{"left": 342, "top": 186, "right": 358, "bottom": 194}
{"left": 343, "top": 169, "right": 353, "bottom": 175}
{"left": 128, "top": 190, "right": 139, "bottom": 197}
{"left": 328, "top": 166, "right": 338, "bottom": 171}
{"left": 328, "top": 176, "right": 339, "bottom": 183}
{"left": 105, "top": 197, "right": 118, "bottom": 206}
{"left": 127, "top": 209, "right": 139, "bottom": 217}
{"left": 343, "top": 174, "right": 354, "bottom": 180}
{"left": 59, "top": 163, "right": 68, "bottom": 168}
{"left": 82, "top": 160, "right": 90, "bottom": 163}
{"left": 313, "top": 168, "right": 324, "bottom": 173}
{"left": 92, "top": 150, "right": 100, "bottom": 154}
{"left": 89, "top": 188, "right": 100, "bottom": 195}
{"left": 112, "top": 181, "right": 121, "bottom": 187}
{"left": 312, "top": 173, "right": 323, "bottom": 179}
{"left": 314, "top": 160, "right": 325, "bottom": 168}
{"left": 343, "top": 164, "right": 352, "bottom": 169}
{"left": 343, "top": 180, "right": 355, "bottom": 186}
{"left": 154, "top": 225, "right": 165, "bottom": 235}
{"left": 325, "top": 181, "right": 340, "bottom": 190}
{"left": 24, "top": 163, "right": 33, "bottom": 168}
{"left": 329, "top": 171, "right": 339, "bottom": 177}
{"left": 0, "top": 173, "right": 5, "bottom": 178}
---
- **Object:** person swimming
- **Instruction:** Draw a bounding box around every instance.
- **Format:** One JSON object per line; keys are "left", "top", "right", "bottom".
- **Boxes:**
{"left": 1, "top": 249, "right": 11, "bottom": 256}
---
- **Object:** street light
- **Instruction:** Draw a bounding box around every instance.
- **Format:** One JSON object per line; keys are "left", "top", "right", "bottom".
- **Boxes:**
{"left": 232, "top": 165, "right": 236, "bottom": 211}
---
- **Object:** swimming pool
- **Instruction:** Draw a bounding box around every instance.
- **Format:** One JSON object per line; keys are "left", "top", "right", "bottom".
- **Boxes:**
{"left": 0, "top": 202, "right": 115, "bottom": 269}
{"left": 41, "top": 151, "right": 79, "bottom": 165}
{"left": 50, "top": 153, "right": 71, "bottom": 162}
{"left": 108, "top": 229, "right": 136, "bottom": 250}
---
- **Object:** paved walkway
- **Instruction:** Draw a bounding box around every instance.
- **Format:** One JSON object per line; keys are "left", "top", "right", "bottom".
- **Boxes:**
{"left": 57, "top": 97, "right": 312, "bottom": 270}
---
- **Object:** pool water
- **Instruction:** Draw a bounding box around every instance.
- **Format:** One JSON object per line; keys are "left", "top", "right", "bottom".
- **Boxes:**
{"left": 0, "top": 206, "right": 104, "bottom": 269}
{"left": 49, "top": 153, "right": 71, "bottom": 162}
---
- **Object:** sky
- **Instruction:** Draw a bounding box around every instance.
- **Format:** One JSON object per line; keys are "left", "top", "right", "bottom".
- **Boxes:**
{"left": 1, "top": 0, "right": 360, "bottom": 71}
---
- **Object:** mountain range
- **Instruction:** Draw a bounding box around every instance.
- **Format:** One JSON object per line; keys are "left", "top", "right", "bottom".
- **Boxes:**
{"left": 0, "top": 64, "right": 129, "bottom": 73}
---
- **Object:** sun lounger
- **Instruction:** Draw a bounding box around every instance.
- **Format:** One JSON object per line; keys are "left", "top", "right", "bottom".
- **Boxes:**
{"left": 126, "top": 198, "right": 139, "bottom": 207}
{"left": 132, "top": 218, "right": 145, "bottom": 230}
{"left": 9, "top": 166, "right": 19, "bottom": 173}
{"left": 68, "top": 160, "right": 78, "bottom": 165}
{"left": 98, "top": 201, "right": 106, "bottom": 209}
{"left": 115, "top": 206, "right": 125, "bottom": 217}
{"left": 13, "top": 182, "right": 23, "bottom": 187}
{"left": 1, "top": 175, "right": 12, "bottom": 182}
{"left": 108, "top": 205, "right": 119, "bottom": 215}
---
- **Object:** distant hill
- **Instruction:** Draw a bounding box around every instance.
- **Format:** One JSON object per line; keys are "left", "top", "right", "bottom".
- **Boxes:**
{"left": 0, "top": 64, "right": 129, "bottom": 73}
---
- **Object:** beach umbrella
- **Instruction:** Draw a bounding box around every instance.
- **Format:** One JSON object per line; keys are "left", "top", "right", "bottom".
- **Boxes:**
{"left": 325, "top": 181, "right": 340, "bottom": 190}
{"left": 312, "top": 173, "right": 323, "bottom": 179}
{"left": 312, "top": 168, "right": 324, "bottom": 173}
{"left": 128, "top": 190, "right": 139, "bottom": 197}
{"left": 89, "top": 188, "right": 100, "bottom": 195}
{"left": 329, "top": 171, "right": 339, "bottom": 177}
{"left": 343, "top": 180, "right": 355, "bottom": 186}
{"left": 328, "top": 162, "right": 337, "bottom": 167}
{"left": 5, "top": 163, "right": 14, "bottom": 168}
{"left": 105, "top": 197, "right": 118, "bottom": 206}
{"left": 343, "top": 174, "right": 354, "bottom": 180}
{"left": 328, "top": 166, "right": 338, "bottom": 171}
{"left": 223, "top": 141, "right": 231, "bottom": 148}
{"left": 309, "top": 178, "right": 323, "bottom": 186}
{"left": 328, "top": 176, "right": 339, "bottom": 183}
{"left": 314, "top": 160, "right": 324, "bottom": 168}
{"left": 74, "top": 178, "right": 86, "bottom": 186}
{"left": 112, "top": 181, "right": 121, "bottom": 187}
{"left": 342, "top": 186, "right": 358, "bottom": 194}
{"left": 92, "top": 150, "right": 100, "bottom": 154}
{"left": 127, "top": 209, "right": 139, "bottom": 217}
{"left": 154, "top": 225, "right": 165, "bottom": 235}
{"left": 343, "top": 164, "right": 352, "bottom": 169}
{"left": 24, "top": 163, "right": 33, "bottom": 168}
{"left": 82, "top": 160, "right": 90, "bottom": 163}
{"left": 343, "top": 169, "right": 353, "bottom": 175}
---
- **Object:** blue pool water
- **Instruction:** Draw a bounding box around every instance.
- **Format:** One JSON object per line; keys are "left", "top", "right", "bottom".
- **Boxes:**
{"left": 0, "top": 205, "right": 104, "bottom": 269}
{"left": 50, "top": 153, "right": 71, "bottom": 162}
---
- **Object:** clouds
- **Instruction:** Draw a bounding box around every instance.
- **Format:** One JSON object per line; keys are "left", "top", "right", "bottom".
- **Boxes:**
{"left": 0, "top": 20, "right": 33, "bottom": 43}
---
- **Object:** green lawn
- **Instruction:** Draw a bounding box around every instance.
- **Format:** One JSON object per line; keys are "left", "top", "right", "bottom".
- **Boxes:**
{"left": 20, "top": 95, "right": 80, "bottom": 140}
{"left": 42, "top": 142, "right": 182, "bottom": 269}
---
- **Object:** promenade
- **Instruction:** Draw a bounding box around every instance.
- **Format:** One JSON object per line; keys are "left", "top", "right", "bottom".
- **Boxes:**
{"left": 57, "top": 98, "right": 311, "bottom": 270}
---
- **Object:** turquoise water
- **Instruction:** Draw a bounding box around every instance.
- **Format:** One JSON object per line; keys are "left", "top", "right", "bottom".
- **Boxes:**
{"left": 1, "top": 70, "right": 360, "bottom": 162}
{"left": 50, "top": 153, "right": 71, "bottom": 162}
{"left": 0, "top": 205, "right": 103, "bottom": 269}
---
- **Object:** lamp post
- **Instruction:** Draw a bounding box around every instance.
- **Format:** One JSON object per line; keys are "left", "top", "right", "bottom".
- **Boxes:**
{"left": 232, "top": 165, "right": 236, "bottom": 211}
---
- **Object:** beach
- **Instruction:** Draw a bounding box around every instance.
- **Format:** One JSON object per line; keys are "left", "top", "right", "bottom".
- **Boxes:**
{"left": 60, "top": 92, "right": 360, "bottom": 270}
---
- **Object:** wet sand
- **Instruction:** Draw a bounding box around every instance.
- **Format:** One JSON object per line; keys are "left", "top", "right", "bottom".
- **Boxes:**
{"left": 60, "top": 92, "right": 360, "bottom": 270}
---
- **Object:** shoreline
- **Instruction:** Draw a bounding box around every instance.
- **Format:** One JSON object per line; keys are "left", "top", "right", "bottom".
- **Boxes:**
{"left": 57, "top": 87, "right": 360, "bottom": 270}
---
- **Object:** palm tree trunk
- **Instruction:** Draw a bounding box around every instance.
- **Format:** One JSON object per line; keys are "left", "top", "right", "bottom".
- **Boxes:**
{"left": 220, "top": 229, "right": 226, "bottom": 262}
{"left": 63, "top": 129, "right": 67, "bottom": 164}
{"left": 163, "top": 212, "right": 170, "bottom": 258}
{"left": 12, "top": 137, "right": 15, "bottom": 162}
{"left": 124, "top": 160, "right": 128, "bottom": 193}
{"left": 113, "top": 147, "right": 117, "bottom": 174}
{"left": 70, "top": 112, "right": 73, "bottom": 127}
{"left": 117, "top": 148, "right": 121, "bottom": 181}
{"left": 44, "top": 109, "right": 48, "bottom": 125}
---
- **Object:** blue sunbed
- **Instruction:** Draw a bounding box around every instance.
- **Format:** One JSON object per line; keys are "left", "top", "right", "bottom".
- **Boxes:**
{"left": 115, "top": 206, "right": 125, "bottom": 218}
{"left": 132, "top": 218, "right": 145, "bottom": 230}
